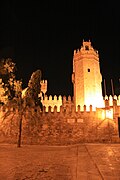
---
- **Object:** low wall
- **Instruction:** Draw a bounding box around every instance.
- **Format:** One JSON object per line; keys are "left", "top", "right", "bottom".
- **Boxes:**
{"left": 0, "top": 105, "right": 120, "bottom": 145}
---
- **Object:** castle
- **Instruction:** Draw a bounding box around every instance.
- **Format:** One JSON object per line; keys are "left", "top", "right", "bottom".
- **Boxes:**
{"left": 0, "top": 40, "right": 120, "bottom": 144}
{"left": 40, "top": 40, "right": 120, "bottom": 113}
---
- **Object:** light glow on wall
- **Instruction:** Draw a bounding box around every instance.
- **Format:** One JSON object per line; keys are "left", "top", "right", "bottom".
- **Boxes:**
{"left": 101, "top": 110, "right": 105, "bottom": 119}
{"left": 85, "top": 93, "right": 105, "bottom": 111}
{"left": 105, "top": 108, "right": 113, "bottom": 119}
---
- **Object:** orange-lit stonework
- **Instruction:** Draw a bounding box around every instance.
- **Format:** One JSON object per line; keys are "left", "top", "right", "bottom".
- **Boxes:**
{"left": 72, "top": 40, "right": 104, "bottom": 110}
{"left": 40, "top": 40, "right": 105, "bottom": 111}
{"left": 0, "top": 40, "right": 120, "bottom": 144}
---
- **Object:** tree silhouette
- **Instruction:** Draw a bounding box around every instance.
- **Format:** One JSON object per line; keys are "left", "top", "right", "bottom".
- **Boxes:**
{"left": 24, "top": 69, "right": 42, "bottom": 108}
{"left": 0, "top": 58, "right": 16, "bottom": 100}
{"left": 17, "top": 69, "right": 42, "bottom": 147}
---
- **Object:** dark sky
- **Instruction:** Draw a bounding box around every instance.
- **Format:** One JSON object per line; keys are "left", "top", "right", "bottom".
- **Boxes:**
{"left": 0, "top": 1, "right": 120, "bottom": 96}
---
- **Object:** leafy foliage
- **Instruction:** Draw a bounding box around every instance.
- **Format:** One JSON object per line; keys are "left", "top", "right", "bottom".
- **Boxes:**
{"left": 0, "top": 59, "right": 43, "bottom": 147}
{"left": 0, "top": 78, "right": 8, "bottom": 104}
{"left": 0, "top": 58, "right": 17, "bottom": 100}
{"left": 25, "top": 70, "right": 42, "bottom": 108}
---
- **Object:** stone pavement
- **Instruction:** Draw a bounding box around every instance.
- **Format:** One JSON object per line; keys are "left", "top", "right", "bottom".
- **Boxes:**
{"left": 76, "top": 144, "right": 120, "bottom": 179}
{"left": 0, "top": 143, "right": 120, "bottom": 179}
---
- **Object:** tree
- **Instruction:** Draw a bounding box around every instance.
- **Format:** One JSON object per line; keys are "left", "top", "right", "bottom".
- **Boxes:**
{"left": 0, "top": 63, "right": 43, "bottom": 147}
{"left": 17, "top": 69, "right": 43, "bottom": 147}
{"left": 0, "top": 78, "right": 8, "bottom": 105}
{"left": 0, "top": 58, "right": 16, "bottom": 100}
{"left": 25, "top": 69, "right": 42, "bottom": 109}
{"left": 0, "top": 58, "right": 23, "bottom": 147}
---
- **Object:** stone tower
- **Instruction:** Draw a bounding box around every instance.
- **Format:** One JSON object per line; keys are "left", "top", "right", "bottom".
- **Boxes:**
{"left": 72, "top": 40, "right": 104, "bottom": 110}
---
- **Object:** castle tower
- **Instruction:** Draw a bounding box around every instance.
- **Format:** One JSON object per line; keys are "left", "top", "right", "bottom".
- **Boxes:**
{"left": 72, "top": 40, "right": 104, "bottom": 110}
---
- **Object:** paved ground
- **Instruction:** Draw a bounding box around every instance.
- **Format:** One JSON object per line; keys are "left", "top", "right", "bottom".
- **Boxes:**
{"left": 0, "top": 143, "right": 120, "bottom": 180}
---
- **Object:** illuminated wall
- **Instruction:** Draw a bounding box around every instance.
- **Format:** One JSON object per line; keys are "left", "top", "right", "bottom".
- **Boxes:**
{"left": 72, "top": 40, "right": 104, "bottom": 110}
{"left": 41, "top": 95, "right": 62, "bottom": 112}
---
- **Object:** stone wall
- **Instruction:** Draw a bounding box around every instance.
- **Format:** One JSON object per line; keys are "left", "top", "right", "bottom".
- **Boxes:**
{"left": 0, "top": 105, "right": 120, "bottom": 145}
{"left": 41, "top": 94, "right": 120, "bottom": 112}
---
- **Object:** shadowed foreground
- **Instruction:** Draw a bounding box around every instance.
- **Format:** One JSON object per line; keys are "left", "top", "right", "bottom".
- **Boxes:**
{"left": 0, "top": 143, "right": 120, "bottom": 179}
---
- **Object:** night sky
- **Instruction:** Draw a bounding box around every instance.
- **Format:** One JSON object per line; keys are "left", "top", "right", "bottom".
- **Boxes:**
{"left": 0, "top": 1, "right": 120, "bottom": 97}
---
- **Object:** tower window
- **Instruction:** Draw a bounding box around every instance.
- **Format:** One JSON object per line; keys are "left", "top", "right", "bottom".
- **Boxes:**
{"left": 88, "top": 68, "right": 90, "bottom": 72}
{"left": 85, "top": 45, "right": 89, "bottom": 50}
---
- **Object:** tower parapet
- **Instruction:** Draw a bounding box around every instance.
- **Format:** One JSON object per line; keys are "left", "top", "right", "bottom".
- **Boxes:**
{"left": 74, "top": 41, "right": 99, "bottom": 61}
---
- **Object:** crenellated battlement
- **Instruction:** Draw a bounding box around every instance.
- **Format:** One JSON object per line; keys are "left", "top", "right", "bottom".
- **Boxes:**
{"left": 41, "top": 95, "right": 74, "bottom": 112}
{"left": 9, "top": 93, "right": 120, "bottom": 115}
{"left": 104, "top": 95, "right": 120, "bottom": 106}
{"left": 42, "top": 104, "right": 95, "bottom": 114}
{"left": 1, "top": 102, "right": 120, "bottom": 122}
{"left": 41, "top": 94, "right": 120, "bottom": 113}
{"left": 73, "top": 40, "right": 99, "bottom": 61}
{"left": 41, "top": 95, "right": 63, "bottom": 101}
{"left": 41, "top": 95, "right": 62, "bottom": 112}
